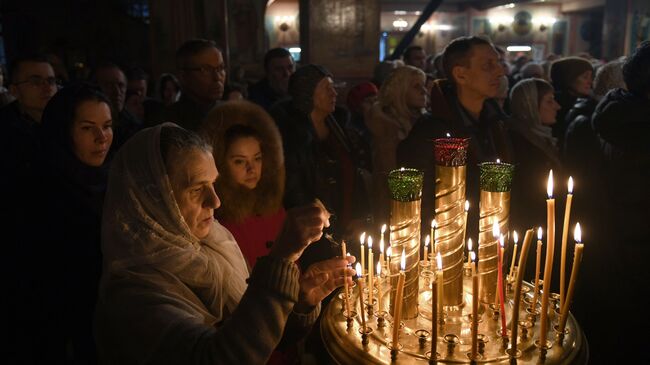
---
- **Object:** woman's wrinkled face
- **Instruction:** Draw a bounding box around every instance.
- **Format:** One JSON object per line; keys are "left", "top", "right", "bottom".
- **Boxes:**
{"left": 572, "top": 70, "right": 593, "bottom": 97}
{"left": 539, "top": 91, "right": 561, "bottom": 126}
{"left": 71, "top": 100, "right": 113, "bottom": 167}
{"left": 226, "top": 136, "right": 262, "bottom": 190}
{"left": 406, "top": 75, "right": 427, "bottom": 110}
{"left": 168, "top": 148, "right": 220, "bottom": 239}
{"left": 312, "top": 77, "right": 337, "bottom": 114}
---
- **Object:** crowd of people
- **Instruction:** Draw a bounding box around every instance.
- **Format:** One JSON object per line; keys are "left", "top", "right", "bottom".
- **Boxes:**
{"left": 1, "top": 35, "right": 649, "bottom": 364}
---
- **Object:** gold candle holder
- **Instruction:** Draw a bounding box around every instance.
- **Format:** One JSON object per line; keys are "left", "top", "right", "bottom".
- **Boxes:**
{"left": 433, "top": 138, "right": 470, "bottom": 308}
{"left": 477, "top": 162, "right": 515, "bottom": 304}
{"left": 388, "top": 168, "right": 423, "bottom": 319}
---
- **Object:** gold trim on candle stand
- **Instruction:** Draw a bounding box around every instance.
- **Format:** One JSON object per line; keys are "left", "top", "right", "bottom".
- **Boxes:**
{"left": 389, "top": 199, "right": 421, "bottom": 319}
{"left": 434, "top": 164, "right": 467, "bottom": 307}
{"left": 478, "top": 190, "right": 511, "bottom": 304}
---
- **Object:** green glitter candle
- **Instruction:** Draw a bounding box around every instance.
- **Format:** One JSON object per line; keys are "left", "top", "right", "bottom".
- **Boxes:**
{"left": 479, "top": 162, "right": 515, "bottom": 193}
{"left": 388, "top": 168, "right": 424, "bottom": 202}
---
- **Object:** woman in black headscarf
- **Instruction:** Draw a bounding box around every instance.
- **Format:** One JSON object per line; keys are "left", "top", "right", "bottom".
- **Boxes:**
{"left": 18, "top": 82, "right": 114, "bottom": 363}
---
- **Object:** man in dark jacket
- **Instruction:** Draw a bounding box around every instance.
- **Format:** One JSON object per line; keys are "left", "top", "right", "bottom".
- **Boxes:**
{"left": 578, "top": 41, "right": 650, "bottom": 363}
{"left": 248, "top": 48, "right": 295, "bottom": 111}
{"left": 162, "top": 39, "right": 226, "bottom": 131}
{"left": 397, "top": 36, "right": 512, "bottom": 238}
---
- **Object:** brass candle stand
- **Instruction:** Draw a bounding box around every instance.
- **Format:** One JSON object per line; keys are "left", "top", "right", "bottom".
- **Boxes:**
{"left": 321, "top": 273, "right": 587, "bottom": 364}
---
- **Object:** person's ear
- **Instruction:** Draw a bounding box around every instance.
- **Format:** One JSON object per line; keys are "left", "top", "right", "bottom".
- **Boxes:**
{"left": 452, "top": 65, "right": 469, "bottom": 86}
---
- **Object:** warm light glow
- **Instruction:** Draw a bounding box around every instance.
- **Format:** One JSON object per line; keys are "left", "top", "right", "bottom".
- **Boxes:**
{"left": 470, "top": 251, "right": 477, "bottom": 263}
{"left": 493, "top": 219, "right": 500, "bottom": 238}
{"left": 400, "top": 167, "right": 405, "bottom": 172}
{"left": 420, "top": 23, "right": 431, "bottom": 32}
{"left": 568, "top": 177, "right": 574, "bottom": 194}
{"left": 288, "top": 47, "right": 301, "bottom": 54}
{"left": 425, "top": 235, "right": 430, "bottom": 247}
{"left": 537, "top": 226, "right": 543, "bottom": 240}
{"left": 465, "top": 200, "right": 470, "bottom": 212}
{"left": 377, "top": 261, "right": 381, "bottom": 276}
{"left": 446, "top": 132, "right": 451, "bottom": 137}
{"left": 360, "top": 232, "right": 366, "bottom": 246}
{"left": 368, "top": 236, "right": 373, "bottom": 249}
{"left": 434, "top": 24, "right": 452, "bottom": 31}
{"left": 496, "top": 158, "right": 501, "bottom": 163}
{"left": 490, "top": 16, "right": 514, "bottom": 25}
{"left": 355, "top": 263, "right": 363, "bottom": 278}
{"left": 513, "top": 230, "right": 519, "bottom": 244}
{"left": 393, "top": 19, "right": 408, "bottom": 29}
{"left": 500, "top": 234, "right": 505, "bottom": 248}
{"left": 394, "top": 10, "right": 407, "bottom": 15}
{"left": 432, "top": 219, "right": 437, "bottom": 229}
{"left": 381, "top": 224, "right": 387, "bottom": 234}
{"left": 387, "top": 246, "right": 392, "bottom": 257}
{"left": 380, "top": 238, "right": 385, "bottom": 254}
{"left": 506, "top": 45, "right": 532, "bottom": 52}
{"left": 468, "top": 238, "right": 473, "bottom": 252}
{"left": 401, "top": 249, "right": 406, "bottom": 271}
{"left": 436, "top": 252, "right": 443, "bottom": 271}
{"left": 547, "top": 170, "right": 554, "bottom": 198}
{"left": 574, "top": 223, "right": 582, "bottom": 243}
{"left": 533, "top": 16, "right": 557, "bottom": 25}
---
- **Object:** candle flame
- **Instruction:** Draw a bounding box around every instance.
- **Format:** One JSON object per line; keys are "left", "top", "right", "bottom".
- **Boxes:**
{"left": 500, "top": 234, "right": 505, "bottom": 248}
{"left": 377, "top": 261, "right": 381, "bottom": 276}
{"left": 355, "top": 262, "right": 362, "bottom": 278}
{"left": 446, "top": 132, "right": 451, "bottom": 137}
{"left": 465, "top": 200, "right": 470, "bottom": 212}
{"left": 382, "top": 224, "right": 387, "bottom": 234}
{"left": 400, "top": 249, "right": 406, "bottom": 271}
{"left": 547, "top": 170, "right": 554, "bottom": 198}
{"left": 431, "top": 219, "right": 437, "bottom": 229}
{"left": 367, "top": 235, "right": 373, "bottom": 248}
{"left": 492, "top": 219, "right": 500, "bottom": 238}
{"left": 537, "top": 226, "right": 543, "bottom": 240}
{"left": 347, "top": 251, "right": 351, "bottom": 257}
{"left": 496, "top": 158, "right": 501, "bottom": 163}
{"left": 400, "top": 167, "right": 405, "bottom": 172}
{"left": 360, "top": 232, "right": 366, "bottom": 246}
{"left": 513, "top": 230, "right": 519, "bottom": 244}
{"left": 425, "top": 235, "right": 430, "bottom": 247}
{"left": 574, "top": 222, "right": 582, "bottom": 243}
{"left": 436, "top": 252, "right": 443, "bottom": 270}
{"left": 380, "top": 238, "right": 385, "bottom": 253}
{"left": 568, "top": 176, "right": 574, "bottom": 194}
{"left": 387, "top": 246, "right": 392, "bottom": 257}
{"left": 470, "top": 251, "right": 476, "bottom": 263}
{"left": 468, "top": 238, "right": 473, "bottom": 251}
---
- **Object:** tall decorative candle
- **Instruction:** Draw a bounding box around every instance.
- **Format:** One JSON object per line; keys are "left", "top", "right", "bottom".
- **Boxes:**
{"left": 424, "top": 235, "right": 430, "bottom": 264}
{"left": 498, "top": 235, "right": 507, "bottom": 336}
{"left": 431, "top": 219, "right": 436, "bottom": 254}
{"left": 433, "top": 138, "right": 470, "bottom": 307}
{"left": 368, "top": 236, "right": 374, "bottom": 305}
{"left": 560, "top": 177, "right": 574, "bottom": 311}
{"left": 470, "top": 252, "right": 479, "bottom": 360}
{"left": 559, "top": 223, "right": 584, "bottom": 334}
{"left": 531, "top": 227, "right": 543, "bottom": 311}
{"left": 380, "top": 224, "right": 386, "bottom": 273}
{"left": 356, "top": 263, "right": 366, "bottom": 332}
{"left": 510, "top": 229, "right": 534, "bottom": 356}
{"left": 376, "top": 261, "right": 383, "bottom": 311}
{"left": 387, "top": 246, "right": 392, "bottom": 275}
{"left": 508, "top": 230, "right": 519, "bottom": 281}
{"left": 462, "top": 200, "right": 470, "bottom": 248}
{"left": 360, "top": 232, "right": 366, "bottom": 276}
{"left": 391, "top": 250, "right": 406, "bottom": 348}
{"left": 341, "top": 240, "right": 351, "bottom": 316}
{"left": 431, "top": 272, "right": 438, "bottom": 359}
{"left": 478, "top": 161, "right": 515, "bottom": 304}
{"left": 540, "top": 170, "right": 556, "bottom": 347}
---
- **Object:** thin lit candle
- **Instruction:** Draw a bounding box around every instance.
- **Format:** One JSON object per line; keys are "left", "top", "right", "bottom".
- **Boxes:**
{"left": 341, "top": 240, "right": 351, "bottom": 316}
{"left": 360, "top": 232, "right": 366, "bottom": 276}
{"left": 436, "top": 252, "right": 444, "bottom": 319}
{"left": 380, "top": 225, "right": 386, "bottom": 274}
{"left": 498, "top": 235, "right": 507, "bottom": 336}
{"left": 510, "top": 229, "right": 535, "bottom": 357}
{"left": 467, "top": 238, "right": 473, "bottom": 264}
{"left": 540, "top": 170, "right": 556, "bottom": 347}
{"left": 531, "top": 227, "right": 543, "bottom": 311}
{"left": 356, "top": 263, "right": 367, "bottom": 332}
{"left": 470, "top": 251, "right": 479, "bottom": 360}
{"left": 431, "top": 219, "right": 437, "bottom": 253}
{"left": 368, "top": 236, "right": 374, "bottom": 305}
{"left": 431, "top": 267, "right": 438, "bottom": 360}
{"left": 558, "top": 223, "right": 584, "bottom": 334}
{"left": 391, "top": 249, "right": 406, "bottom": 349}
{"left": 560, "top": 177, "right": 574, "bottom": 311}
{"left": 508, "top": 231, "right": 519, "bottom": 281}
{"left": 387, "top": 246, "right": 392, "bottom": 275}
{"left": 376, "top": 261, "right": 383, "bottom": 311}
{"left": 462, "top": 200, "right": 470, "bottom": 249}
{"left": 424, "top": 235, "right": 430, "bottom": 264}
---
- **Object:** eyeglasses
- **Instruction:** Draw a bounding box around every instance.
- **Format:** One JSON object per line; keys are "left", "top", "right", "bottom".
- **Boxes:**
{"left": 15, "top": 76, "right": 59, "bottom": 87}
{"left": 183, "top": 65, "right": 226, "bottom": 77}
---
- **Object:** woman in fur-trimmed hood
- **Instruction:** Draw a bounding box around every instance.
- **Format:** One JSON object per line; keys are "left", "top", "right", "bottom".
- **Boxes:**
{"left": 200, "top": 100, "right": 286, "bottom": 268}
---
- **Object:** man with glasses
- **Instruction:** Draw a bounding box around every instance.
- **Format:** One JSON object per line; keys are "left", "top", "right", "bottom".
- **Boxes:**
{"left": 162, "top": 39, "right": 226, "bottom": 131}
{"left": 0, "top": 54, "right": 58, "bottom": 177}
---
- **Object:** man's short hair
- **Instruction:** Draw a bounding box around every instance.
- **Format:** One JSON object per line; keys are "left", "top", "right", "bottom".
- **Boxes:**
{"left": 175, "top": 39, "right": 219, "bottom": 70}
{"left": 7, "top": 54, "right": 50, "bottom": 85}
{"left": 403, "top": 45, "right": 424, "bottom": 62}
{"left": 623, "top": 41, "right": 650, "bottom": 97}
{"left": 89, "top": 61, "right": 124, "bottom": 82}
{"left": 263, "top": 47, "right": 293, "bottom": 71}
{"left": 125, "top": 67, "right": 149, "bottom": 82}
{"left": 442, "top": 36, "right": 493, "bottom": 85}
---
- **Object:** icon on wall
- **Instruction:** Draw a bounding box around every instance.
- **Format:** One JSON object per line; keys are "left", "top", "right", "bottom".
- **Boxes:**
{"left": 513, "top": 11, "right": 532, "bottom": 36}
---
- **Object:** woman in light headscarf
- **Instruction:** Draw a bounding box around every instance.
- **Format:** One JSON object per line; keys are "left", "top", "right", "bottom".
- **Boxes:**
{"left": 507, "top": 78, "right": 562, "bottom": 231}
{"left": 366, "top": 65, "right": 426, "bottom": 223}
{"left": 95, "top": 123, "right": 355, "bottom": 364}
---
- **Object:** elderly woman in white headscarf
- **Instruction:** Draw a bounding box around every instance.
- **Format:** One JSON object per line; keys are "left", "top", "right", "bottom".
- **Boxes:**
{"left": 95, "top": 123, "right": 355, "bottom": 364}
{"left": 366, "top": 65, "right": 427, "bottom": 223}
{"left": 507, "top": 78, "right": 563, "bottom": 231}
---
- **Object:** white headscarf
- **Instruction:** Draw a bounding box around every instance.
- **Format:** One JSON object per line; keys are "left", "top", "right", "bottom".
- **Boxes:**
{"left": 509, "top": 78, "right": 560, "bottom": 164}
{"left": 100, "top": 123, "right": 249, "bottom": 322}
